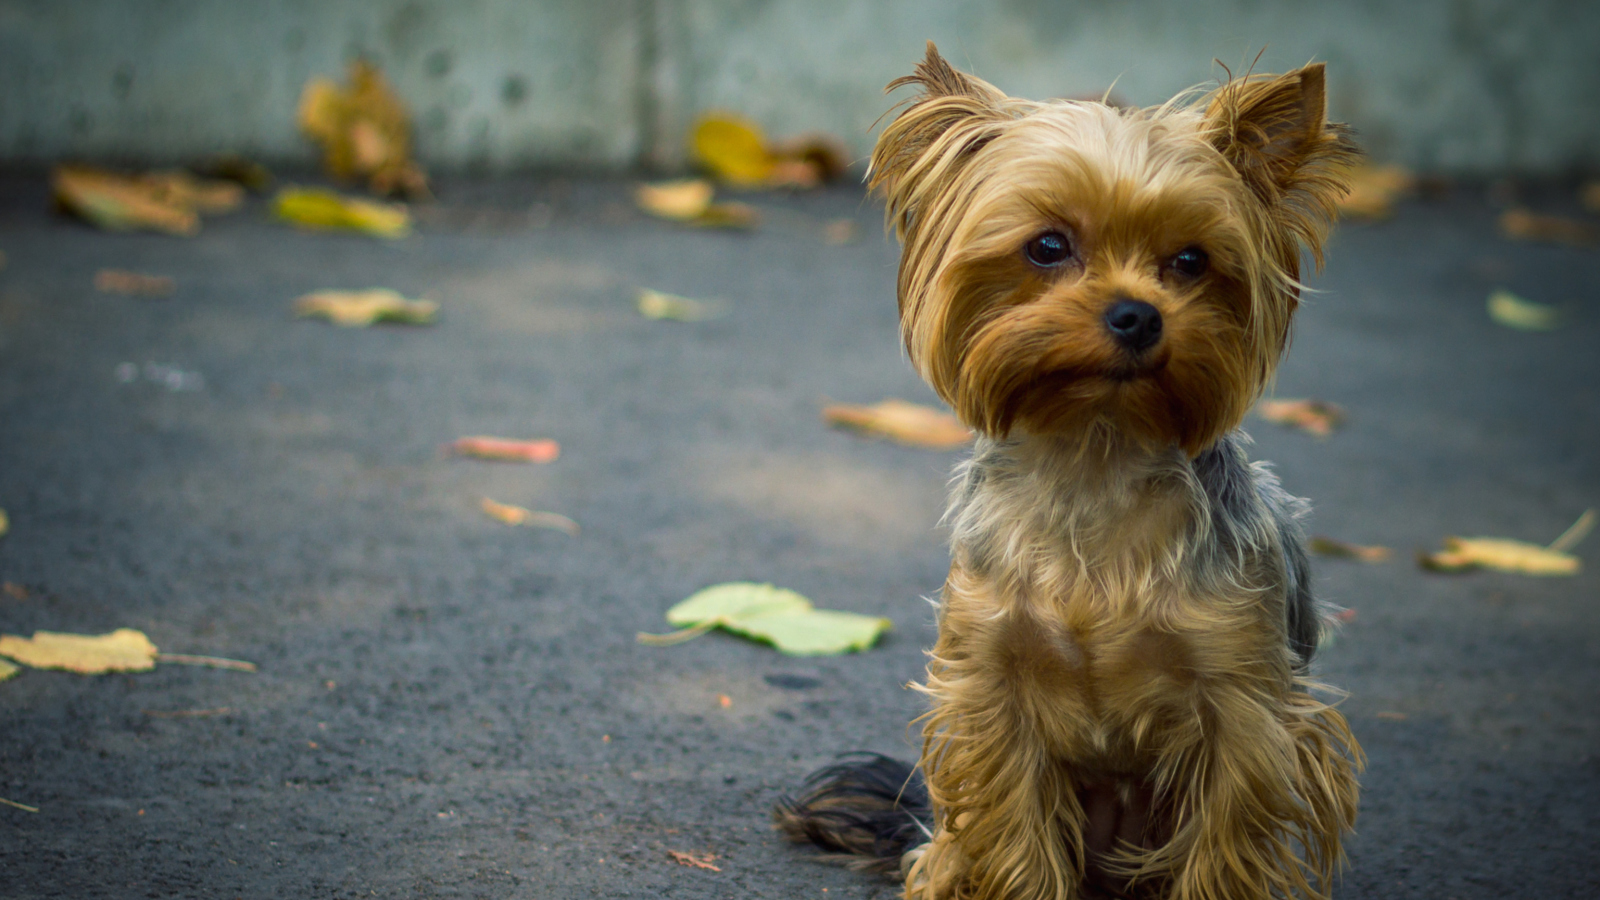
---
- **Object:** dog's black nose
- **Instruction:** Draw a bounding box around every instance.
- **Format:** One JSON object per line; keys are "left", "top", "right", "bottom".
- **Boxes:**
{"left": 1103, "top": 300, "right": 1163, "bottom": 352}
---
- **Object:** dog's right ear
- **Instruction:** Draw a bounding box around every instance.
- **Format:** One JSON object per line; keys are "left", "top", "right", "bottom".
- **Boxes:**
{"left": 870, "top": 43, "right": 1012, "bottom": 241}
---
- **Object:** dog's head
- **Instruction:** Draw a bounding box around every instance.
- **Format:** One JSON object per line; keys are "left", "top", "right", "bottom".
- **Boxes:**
{"left": 872, "top": 44, "right": 1357, "bottom": 455}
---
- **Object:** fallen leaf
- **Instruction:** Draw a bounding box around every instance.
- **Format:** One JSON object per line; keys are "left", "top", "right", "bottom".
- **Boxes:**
{"left": 636, "top": 179, "right": 714, "bottom": 219}
{"left": 1487, "top": 289, "right": 1557, "bottom": 331}
{"left": 634, "top": 179, "right": 759, "bottom": 230}
{"left": 1310, "top": 536, "right": 1392, "bottom": 563}
{"left": 0, "top": 508, "right": 7, "bottom": 537}
{"left": 1420, "top": 509, "right": 1592, "bottom": 576}
{"left": 155, "top": 653, "right": 257, "bottom": 672}
{"left": 0, "top": 658, "right": 18, "bottom": 683}
{"left": 52, "top": 166, "right": 198, "bottom": 235}
{"left": 0, "top": 628, "right": 158, "bottom": 674}
{"left": 667, "top": 850, "right": 722, "bottom": 872}
{"left": 693, "top": 115, "right": 775, "bottom": 186}
{"left": 142, "top": 170, "right": 244, "bottom": 214}
{"left": 1, "top": 582, "right": 26, "bottom": 599}
{"left": 95, "top": 269, "right": 175, "bottom": 296}
{"left": 1582, "top": 182, "right": 1600, "bottom": 213}
{"left": 638, "top": 288, "right": 726, "bottom": 321}
{"left": 1337, "top": 164, "right": 1414, "bottom": 219}
{"left": 1499, "top": 208, "right": 1598, "bottom": 246}
{"left": 294, "top": 288, "right": 436, "bottom": 326}
{"left": 638, "top": 582, "right": 891, "bottom": 656}
{"left": 769, "top": 133, "right": 851, "bottom": 185}
{"left": 273, "top": 187, "right": 410, "bottom": 238}
{"left": 1256, "top": 398, "right": 1345, "bottom": 437}
{"left": 0, "top": 797, "right": 38, "bottom": 813}
{"left": 822, "top": 399, "right": 973, "bottom": 449}
{"left": 298, "top": 60, "right": 429, "bottom": 198}
{"left": 197, "top": 155, "right": 272, "bottom": 192}
{"left": 479, "top": 498, "right": 580, "bottom": 535}
{"left": 717, "top": 694, "right": 732, "bottom": 708}
{"left": 447, "top": 436, "right": 561, "bottom": 463}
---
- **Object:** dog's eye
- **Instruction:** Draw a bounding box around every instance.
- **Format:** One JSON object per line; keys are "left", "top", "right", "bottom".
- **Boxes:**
{"left": 1169, "top": 247, "right": 1209, "bottom": 278}
{"left": 1024, "top": 232, "right": 1072, "bottom": 268}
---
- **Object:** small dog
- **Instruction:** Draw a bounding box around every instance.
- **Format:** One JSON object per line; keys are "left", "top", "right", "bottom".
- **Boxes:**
{"left": 777, "top": 44, "right": 1363, "bottom": 900}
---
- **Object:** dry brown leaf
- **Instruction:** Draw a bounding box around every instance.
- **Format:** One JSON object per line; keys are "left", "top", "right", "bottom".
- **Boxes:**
{"left": 1337, "top": 165, "right": 1414, "bottom": 219}
{"left": 1256, "top": 398, "right": 1345, "bottom": 437}
{"left": 0, "top": 628, "right": 157, "bottom": 674}
{"left": 1310, "top": 536, "right": 1393, "bottom": 563}
{"left": 1, "top": 582, "right": 26, "bottom": 600}
{"left": 447, "top": 436, "right": 560, "bottom": 463}
{"left": 143, "top": 170, "right": 244, "bottom": 214}
{"left": 667, "top": 850, "right": 722, "bottom": 872}
{"left": 294, "top": 289, "right": 436, "bottom": 326}
{"left": 822, "top": 399, "right": 974, "bottom": 449}
{"left": 95, "top": 269, "right": 175, "bottom": 296}
{"left": 769, "top": 133, "right": 851, "bottom": 184}
{"left": 297, "top": 60, "right": 428, "bottom": 198}
{"left": 1499, "top": 208, "right": 1598, "bottom": 246}
{"left": 479, "top": 498, "right": 580, "bottom": 534}
{"left": 53, "top": 166, "right": 198, "bottom": 235}
{"left": 1420, "top": 510, "right": 1592, "bottom": 575}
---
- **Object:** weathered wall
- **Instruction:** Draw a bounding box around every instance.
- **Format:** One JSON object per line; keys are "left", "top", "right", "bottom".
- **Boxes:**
{"left": 3, "top": 0, "right": 1597, "bottom": 175}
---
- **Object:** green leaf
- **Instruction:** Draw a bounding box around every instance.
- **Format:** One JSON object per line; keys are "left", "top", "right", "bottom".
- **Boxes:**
{"left": 643, "top": 581, "right": 891, "bottom": 656}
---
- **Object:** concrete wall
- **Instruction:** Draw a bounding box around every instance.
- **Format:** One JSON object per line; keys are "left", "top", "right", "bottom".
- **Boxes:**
{"left": 3, "top": 0, "right": 1597, "bottom": 176}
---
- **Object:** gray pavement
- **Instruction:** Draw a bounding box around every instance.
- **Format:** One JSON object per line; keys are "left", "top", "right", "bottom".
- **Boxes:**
{"left": 0, "top": 173, "right": 1595, "bottom": 898}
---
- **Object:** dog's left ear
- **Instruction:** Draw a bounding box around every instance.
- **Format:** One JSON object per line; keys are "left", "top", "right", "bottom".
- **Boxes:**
{"left": 1207, "top": 64, "right": 1357, "bottom": 211}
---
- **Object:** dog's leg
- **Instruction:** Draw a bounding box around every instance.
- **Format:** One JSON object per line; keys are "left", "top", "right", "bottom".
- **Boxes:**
{"left": 906, "top": 567, "right": 1091, "bottom": 900}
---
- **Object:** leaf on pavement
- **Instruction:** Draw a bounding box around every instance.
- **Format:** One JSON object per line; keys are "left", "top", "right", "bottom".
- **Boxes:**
{"left": 1420, "top": 509, "right": 1592, "bottom": 576}
{"left": 298, "top": 60, "right": 429, "bottom": 199}
{"left": 52, "top": 166, "right": 198, "bottom": 236}
{"left": 638, "top": 288, "right": 726, "bottom": 321}
{"left": 822, "top": 399, "right": 973, "bottom": 449}
{"left": 1487, "top": 289, "right": 1557, "bottom": 331}
{"left": 1336, "top": 164, "right": 1414, "bottom": 219}
{"left": 95, "top": 270, "right": 175, "bottom": 296}
{"left": 667, "top": 850, "right": 721, "bottom": 872}
{"left": 1256, "top": 398, "right": 1345, "bottom": 437}
{"left": 0, "top": 658, "right": 18, "bottom": 683}
{"left": 638, "top": 582, "right": 891, "bottom": 656}
{"left": 0, "top": 508, "right": 7, "bottom": 537}
{"left": 634, "top": 179, "right": 758, "bottom": 230}
{"left": 447, "top": 436, "right": 560, "bottom": 463}
{"left": 479, "top": 498, "right": 580, "bottom": 535}
{"left": 693, "top": 115, "right": 776, "bottom": 186}
{"left": 1582, "top": 182, "right": 1600, "bottom": 212}
{"left": 274, "top": 187, "right": 410, "bottom": 238}
{"left": 294, "top": 288, "right": 436, "bottom": 326}
{"left": 1499, "top": 208, "right": 1597, "bottom": 246}
{"left": 0, "top": 628, "right": 158, "bottom": 674}
{"left": 1310, "top": 536, "right": 1392, "bottom": 562}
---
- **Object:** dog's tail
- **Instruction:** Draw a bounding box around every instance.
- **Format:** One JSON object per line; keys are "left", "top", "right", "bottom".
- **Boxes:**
{"left": 773, "top": 753, "right": 931, "bottom": 877}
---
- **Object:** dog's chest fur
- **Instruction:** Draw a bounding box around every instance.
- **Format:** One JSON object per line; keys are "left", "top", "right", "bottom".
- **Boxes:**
{"left": 939, "top": 430, "right": 1307, "bottom": 758}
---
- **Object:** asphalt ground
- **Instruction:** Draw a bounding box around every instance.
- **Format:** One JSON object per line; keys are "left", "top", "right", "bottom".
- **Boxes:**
{"left": 0, "top": 172, "right": 1595, "bottom": 899}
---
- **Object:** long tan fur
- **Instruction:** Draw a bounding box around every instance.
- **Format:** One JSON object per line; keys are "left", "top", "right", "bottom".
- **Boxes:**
{"left": 869, "top": 44, "right": 1362, "bottom": 900}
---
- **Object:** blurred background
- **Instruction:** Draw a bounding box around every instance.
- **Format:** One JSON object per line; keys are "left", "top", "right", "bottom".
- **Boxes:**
{"left": 4, "top": 0, "right": 1598, "bottom": 177}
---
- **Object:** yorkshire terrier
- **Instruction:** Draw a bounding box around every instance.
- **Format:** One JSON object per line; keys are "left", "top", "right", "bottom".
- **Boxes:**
{"left": 776, "top": 44, "right": 1363, "bottom": 900}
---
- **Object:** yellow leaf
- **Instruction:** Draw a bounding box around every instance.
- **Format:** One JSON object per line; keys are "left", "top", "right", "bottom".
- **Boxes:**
{"left": 296, "top": 60, "right": 428, "bottom": 198}
{"left": 52, "top": 166, "right": 199, "bottom": 236}
{"left": 294, "top": 288, "right": 436, "bottom": 326}
{"left": 640, "top": 582, "right": 890, "bottom": 656}
{"left": 0, "top": 628, "right": 158, "bottom": 674}
{"left": 1336, "top": 164, "right": 1414, "bottom": 220}
{"left": 636, "top": 179, "right": 714, "bottom": 220}
{"left": 1421, "top": 509, "right": 1592, "bottom": 576}
{"left": 692, "top": 114, "right": 776, "bottom": 185}
{"left": 1256, "top": 398, "right": 1345, "bottom": 437}
{"left": 0, "top": 658, "right": 18, "bottom": 683}
{"left": 274, "top": 187, "right": 410, "bottom": 238}
{"left": 637, "top": 288, "right": 725, "bottom": 321}
{"left": 0, "top": 508, "right": 7, "bottom": 537}
{"left": 822, "top": 399, "right": 973, "bottom": 449}
{"left": 1487, "top": 289, "right": 1557, "bottom": 331}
